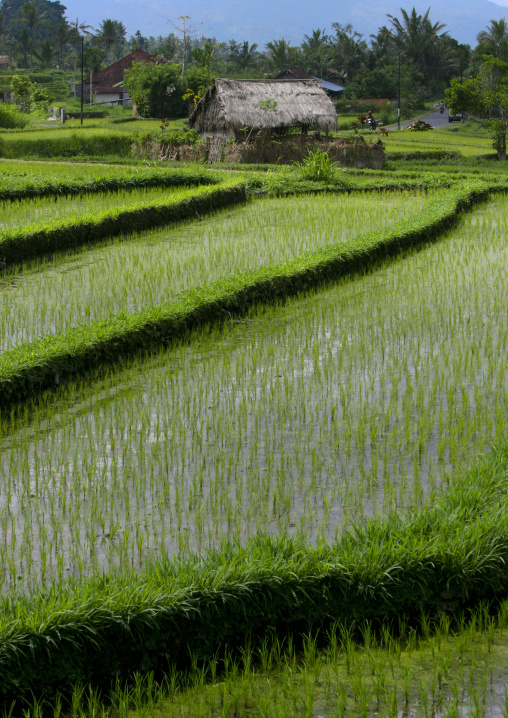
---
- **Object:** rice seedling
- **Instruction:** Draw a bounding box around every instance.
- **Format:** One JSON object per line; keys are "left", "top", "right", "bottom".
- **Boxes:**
{"left": 0, "top": 190, "right": 430, "bottom": 352}
{"left": 0, "top": 192, "right": 505, "bottom": 591}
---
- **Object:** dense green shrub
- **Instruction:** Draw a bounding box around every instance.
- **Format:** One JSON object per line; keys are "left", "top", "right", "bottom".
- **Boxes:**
{"left": 0, "top": 104, "right": 28, "bottom": 129}
{"left": 123, "top": 62, "right": 187, "bottom": 118}
{"left": 10, "top": 75, "right": 35, "bottom": 113}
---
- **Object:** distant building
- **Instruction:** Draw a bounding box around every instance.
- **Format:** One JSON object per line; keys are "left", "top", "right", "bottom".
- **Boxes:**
{"left": 82, "top": 49, "right": 153, "bottom": 106}
{"left": 274, "top": 67, "right": 344, "bottom": 98}
{"left": 0, "top": 55, "right": 10, "bottom": 69}
{"left": 190, "top": 78, "right": 337, "bottom": 140}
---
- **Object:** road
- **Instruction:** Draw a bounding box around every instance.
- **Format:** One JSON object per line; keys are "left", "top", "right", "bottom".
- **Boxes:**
{"left": 387, "top": 108, "right": 453, "bottom": 130}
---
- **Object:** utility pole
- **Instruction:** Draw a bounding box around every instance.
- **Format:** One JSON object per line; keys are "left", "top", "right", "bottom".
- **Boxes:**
{"left": 168, "top": 15, "right": 202, "bottom": 86}
{"left": 80, "top": 36, "right": 84, "bottom": 125}
{"left": 398, "top": 51, "right": 401, "bottom": 130}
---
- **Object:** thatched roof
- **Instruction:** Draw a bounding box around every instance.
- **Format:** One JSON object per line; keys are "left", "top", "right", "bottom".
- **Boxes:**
{"left": 189, "top": 78, "right": 337, "bottom": 138}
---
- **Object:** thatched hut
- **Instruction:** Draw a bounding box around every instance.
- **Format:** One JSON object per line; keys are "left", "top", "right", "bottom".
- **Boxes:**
{"left": 189, "top": 78, "right": 337, "bottom": 140}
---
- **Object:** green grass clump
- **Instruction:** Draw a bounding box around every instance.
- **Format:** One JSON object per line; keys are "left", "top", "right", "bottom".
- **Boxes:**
{"left": 0, "top": 104, "right": 28, "bottom": 130}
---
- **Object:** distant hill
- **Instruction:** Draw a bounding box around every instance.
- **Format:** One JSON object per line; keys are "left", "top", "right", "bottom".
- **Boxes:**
{"left": 61, "top": 0, "right": 508, "bottom": 47}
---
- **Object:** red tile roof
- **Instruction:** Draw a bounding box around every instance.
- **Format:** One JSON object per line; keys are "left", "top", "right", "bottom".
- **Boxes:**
{"left": 84, "top": 49, "right": 152, "bottom": 94}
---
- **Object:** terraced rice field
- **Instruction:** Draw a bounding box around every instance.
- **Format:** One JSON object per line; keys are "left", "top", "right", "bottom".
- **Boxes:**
{"left": 0, "top": 158, "right": 159, "bottom": 183}
{"left": 382, "top": 127, "right": 493, "bottom": 156}
{"left": 0, "top": 192, "right": 506, "bottom": 592}
{"left": 0, "top": 191, "right": 430, "bottom": 351}
{"left": 0, "top": 185, "right": 200, "bottom": 230}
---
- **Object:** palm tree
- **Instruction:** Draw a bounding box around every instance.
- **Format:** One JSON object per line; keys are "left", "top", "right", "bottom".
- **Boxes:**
{"left": 387, "top": 7, "right": 446, "bottom": 70}
{"left": 477, "top": 19, "right": 508, "bottom": 61}
{"left": 56, "top": 20, "right": 73, "bottom": 68}
{"left": 265, "top": 38, "right": 293, "bottom": 72}
{"left": 19, "top": 0, "right": 47, "bottom": 70}
{"left": 14, "top": 27, "right": 31, "bottom": 68}
{"left": 38, "top": 37, "right": 54, "bottom": 68}
{"left": 369, "top": 26, "right": 395, "bottom": 67}
{"left": 98, "top": 19, "right": 126, "bottom": 63}
{"left": 302, "top": 28, "right": 332, "bottom": 77}
{"left": 238, "top": 41, "right": 258, "bottom": 72}
{"left": 332, "top": 23, "right": 367, "bottom": 82}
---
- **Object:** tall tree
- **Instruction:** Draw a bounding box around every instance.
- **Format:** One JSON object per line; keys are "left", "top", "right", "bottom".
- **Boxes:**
{"left": 191, "top": 38, "right": 222, "bottom": 72}
{"left": 387, "top": 7, "right": 446, "bottom": 71}
{"left": 129, "top": 30, "right": 149, "bottom": 51}
{"left": 332, "top": 23, "right": 367, "bottom": 82}
{"left": 19, "top": 0, "right": 47, "bottom": 70}
{"left": 14, "top": 25, "right": 30, "bottom": 66}
{"left": 302, "top": 28, "right": 332, "bottom": 77}
{"left": 265, "top": 38, "right": 299, "bottom": 72}
{"left": 98, "top": 18, "right": 126, "bottom": 63}
{"left": 477, "top": 19, "right": 508, "bottom": 61}
{"left": 238, "top": 40, "right": 258, "bottom": 72}
{"left": 55, "top": 19, "right": 72, "bottom": 68}
{"left": 38, "top": 36, "right": 53, "bottom": 66}
{"left": 369, "top": 26, "right": 395, "bottom": 68}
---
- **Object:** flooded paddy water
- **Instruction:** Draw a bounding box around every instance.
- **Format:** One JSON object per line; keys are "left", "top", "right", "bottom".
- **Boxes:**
{"left": 0, "top": 193, "right": 506, "bottom": 592}
{"left": 166, "top": 623, "right": 508, "bottom": 717}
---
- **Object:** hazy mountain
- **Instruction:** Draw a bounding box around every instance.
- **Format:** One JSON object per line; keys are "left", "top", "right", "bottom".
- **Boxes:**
{"left": 62, "top": 0, "right": 508, "bottom": 48}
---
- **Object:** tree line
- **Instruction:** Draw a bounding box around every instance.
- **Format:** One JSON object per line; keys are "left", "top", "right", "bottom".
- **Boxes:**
{"left": 0, "top": 0, "right": 507, "bottom": 105}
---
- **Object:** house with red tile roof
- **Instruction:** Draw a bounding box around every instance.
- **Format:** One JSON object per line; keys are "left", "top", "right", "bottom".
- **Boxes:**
{"left": 83, "top": 49, "right": 153, "bottom": 106}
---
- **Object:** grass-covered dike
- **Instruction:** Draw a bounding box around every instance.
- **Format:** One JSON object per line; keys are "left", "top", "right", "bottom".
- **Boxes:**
{"left": 0, "top": 444, "right": 506, "bottom": 705}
